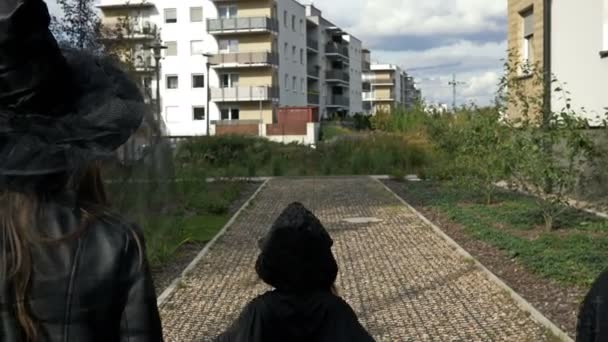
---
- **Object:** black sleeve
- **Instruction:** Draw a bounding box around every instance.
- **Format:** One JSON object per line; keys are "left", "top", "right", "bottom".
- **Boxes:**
{"left": 337, "top": 302, "right": 376, "bottom": 342}
{"left": 576, "top": 270, "right": 608, "bottom": 342}
{"left": 119, "top": 226, "right": 164, "bottom": 342}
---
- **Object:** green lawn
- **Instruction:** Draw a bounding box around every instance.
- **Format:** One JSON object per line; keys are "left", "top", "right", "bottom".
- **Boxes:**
{"left": 399, "top": 181, "right": 608, "bottom": 287}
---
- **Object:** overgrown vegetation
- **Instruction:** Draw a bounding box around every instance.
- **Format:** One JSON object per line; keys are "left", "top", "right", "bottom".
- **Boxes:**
{"left": 397, "top": 181, "right": 608, "bottom": 287}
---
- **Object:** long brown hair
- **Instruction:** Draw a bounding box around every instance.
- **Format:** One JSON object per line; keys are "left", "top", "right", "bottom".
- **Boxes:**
{"left": 0, "top": 163, "right": 107, "bottom": 341}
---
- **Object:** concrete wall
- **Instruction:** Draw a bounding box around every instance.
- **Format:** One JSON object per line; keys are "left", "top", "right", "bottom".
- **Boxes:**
{"left": 277, "top": 0, "right": 307, "bottom": 107}
{"left": 346, "top": 35, "right": 363, "bottom": 114}
{"left": 551, "top": 0, "right": 608, "bottom": 126}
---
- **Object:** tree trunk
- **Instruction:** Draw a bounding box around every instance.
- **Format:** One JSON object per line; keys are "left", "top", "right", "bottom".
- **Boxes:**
{"left": 543, "top": 213, "right": 554, "bottom": 232}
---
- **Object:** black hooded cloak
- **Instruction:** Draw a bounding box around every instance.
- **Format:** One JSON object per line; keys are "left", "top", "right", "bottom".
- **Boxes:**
{"left": 216, "top": 202, "right": 374, "bottom": 342}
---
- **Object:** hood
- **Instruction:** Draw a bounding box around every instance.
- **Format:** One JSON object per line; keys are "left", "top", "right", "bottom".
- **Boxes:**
{"left": 255, "top": 202, "right": 338, "bottom": 293}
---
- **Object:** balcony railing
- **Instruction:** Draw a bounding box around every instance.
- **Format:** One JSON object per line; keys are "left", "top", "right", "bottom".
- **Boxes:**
{"left": 325, "top": 43, "right": 349, "bottom": 58}
{"left": 325, "top": 70, "right": 350, "bottom": 82}
{"left": 307, "top": 65, "right": 320, "bottom": 78}
{"left": 307, "top": 93, "right": 320, "bottom": 104}
{"left": 326, "top": 95, "right": 349, "bottom": 107}
{"left": 210, "top": 86, "right": 278, "bottom": 102}
{"left": 362, "top": 92, "right": 394, "bottom": 101}
{"left": 363, "top": 74, "right": 395, "bottom": 84}
{"left": 98, "top": 0, "right": 155, "bottom": 9}
{"left": 207, "top": 17, "right": 278, "bottom": 34}
{"left": 307, "top": 38, "right": 319, "bottom": 51}
{"left": 209, "top": 52, "right": 278, "bottom": 67}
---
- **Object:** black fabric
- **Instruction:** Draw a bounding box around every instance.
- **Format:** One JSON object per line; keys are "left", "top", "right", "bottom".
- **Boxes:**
{"left": 216, "top": 291, "right": 374, "bottom": 342}
{"left": 0, "top": 198, "right": 164, "bottom": 341}
{"left": 0, "top": 0, "right": 145, "bottom": 191}
{"left": 255, "top": 202, "right": 338, "bottom": 293}
{"left": 576, "top": 268, "right": 608, "bottom": 342}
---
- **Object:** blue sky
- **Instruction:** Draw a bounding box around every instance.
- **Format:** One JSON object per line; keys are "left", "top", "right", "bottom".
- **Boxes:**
{"left": 46, "top": 0, "right": 507, "bottom": 106}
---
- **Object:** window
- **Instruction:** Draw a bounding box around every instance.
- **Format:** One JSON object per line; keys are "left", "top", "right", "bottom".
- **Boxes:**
{"left": 292, "top": 76, "right": 296, "bottom": 92}
{"left": 284, "top": 43, "right": 289, "bottom": 58}
{"left": 292, "top": 15, "right": 296, "bottom": 31}
{"left": 218, "top": 5, "right": 237, "bottom": 19}
{"left": 166, "top": 76, "right": 179, "bottom": 89}
{"left": 190, "top": 7, "right": 203, "bottom": 22}
{"left": 166, "top": 41, "right": 177, "bottom": 56}
{"left": 521, "top": 8, "right": 534, "bottom": 67}
{"left": 164, "top": 8, "right": 177, "bottom": 24}
{"left": 301, "top": 78, "right": 305, "bottom": 93}
{"left": 165, "top": 106, "right": 179, "bottom": 123}
{"left": 284, "top": 11, "right": 288, "bottom": 27}
{"left": 220, "top": 73, "right": 239, "bottom": 87}
{"left": 285, "top": 74, "right": 289, "bottom": 90}
{"left": 300, "top": 19, "right": 304, "bottom": 34}
{"left": 190, "top": 40, "right": 204, "bottom": 55}
{"left": 292, "top": 46, "right": 296, "bottom": 61}
{"left": 300, "top": 48, "right": 304, "bottom": 64}
{"left": 219, "top": 39, "right": 239, "bottom": 53}
{"left": 193, "top": 107, "right": 205, "bottom": 120}
{"left": 221, "top": 108, "right": 240, "bottom": 120}
{"left": 192, "top": 74, "right": 205, "bottom": 88}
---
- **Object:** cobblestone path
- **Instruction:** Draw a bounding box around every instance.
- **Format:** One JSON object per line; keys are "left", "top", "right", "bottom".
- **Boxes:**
{"left": 159, "top": 177, "right": 552, "bottom": 341}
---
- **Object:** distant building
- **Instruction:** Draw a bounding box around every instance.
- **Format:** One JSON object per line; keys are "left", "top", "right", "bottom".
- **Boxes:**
{"left": 98, "top": 0, "right": 365, "bottom": 138}
{"left": 362, "top": 63, "right": 421, "bottom": 114}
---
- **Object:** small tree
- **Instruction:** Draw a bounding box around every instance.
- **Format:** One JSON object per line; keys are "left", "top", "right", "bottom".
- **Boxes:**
{"left": 500, "top": 54, "right": 596, "bottom": 231}
{"left": 452, "top": 105, "right": 515, "bottom": 205}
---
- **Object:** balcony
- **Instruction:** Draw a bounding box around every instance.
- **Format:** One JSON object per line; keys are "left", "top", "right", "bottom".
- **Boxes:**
{"left": 210, "top": 86, "right": 278, "bottom": 102}
{"left": 207, "top": 17, "right": 278, "bottom": 34}
{"left": 307, "top": 93, "right": 320, "bottom": 104}
{"left": 325, "top": 43, "right": 349, "bottom": 59}
{"left": 100, "top": 21, "right": 157, "bottom": 41}
{"left": 209, "top": 52, "right": 278, "bottom": 68}
{"left": 325, "top": 70, "right": 350, "bottom": 83}
{"left": 326, "top": 95, "right": 349, "bottom": 107}
{"left": 362, "top": 81, "right": 371, "bottom": 92}
{"left": 362, "top": 92, "right": 394, "bottom": 101}
{"left": 307, "top": 65, "right": 320, "bottom": 78}
{"left": 307, "top": 38, "right": 319, "bottom": 51}
{"left": 363, "top": 74, "right": 395, "bottom": 85}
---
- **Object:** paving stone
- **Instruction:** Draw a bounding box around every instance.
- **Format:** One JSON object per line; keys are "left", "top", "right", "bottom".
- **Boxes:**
{"left": 159, "top": 177, "right": 550, "bottom": 341}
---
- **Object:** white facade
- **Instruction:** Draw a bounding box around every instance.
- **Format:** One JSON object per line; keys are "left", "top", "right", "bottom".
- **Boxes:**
{"left": 551, "top": 0, "right": 608, "bottom": 126}
{"left": 99, "top": 0, "right": 369, "bottom": 137}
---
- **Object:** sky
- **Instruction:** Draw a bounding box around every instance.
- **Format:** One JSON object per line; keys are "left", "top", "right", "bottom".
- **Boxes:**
{"left": 46, "top": 0, "right": 507, "bottom": 106}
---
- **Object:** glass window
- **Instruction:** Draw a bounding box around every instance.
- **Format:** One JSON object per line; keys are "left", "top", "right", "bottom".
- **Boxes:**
{"left": 165, "top": 41, "right": 177, "bottom": 56}
{"left": 284, "top": 43, "right": 288, "bottom": 58}
{"left": 285, "top": 74, "right": 289, "bottom": 90}
{"left": 218, "top": 5, "right": 237, "bottom": 19}
{"left": 284, "top": 11, "right": 288, "bottom": 27}
{"left": 219, "top": 39, "right": 239, "bottom": 53}
{"left": 193, "top": 107, "right": 205, "bottom": 120}
{"left": 190, "top": 7, "right": 203, "bottom": 22}
{"left": 292, "top": 46, "right": 296, "bottom": 61}
{"left": 292, "top": 15, "right": 296, "bottom": 31}
{"left": 166, "top": 75, "right": 178, "bottom": 89}
{"left": 300, "top": 48, "right": 304, "bottom": 64}
{"left": 164, "top": 8, "right": 177, "bottom": 23}
{"left": 190, "top": 40, "right": 204, "bottom": 55}
{"left": 521, "top": 8, "right": 534, "bottom": 66}
{"left": 220, "top": 74, "right": 239, "bottom": 87}
{"left": 220, "top": 108, "right": 239, "bottom": 120}
{"left": 292, "top": 76, "right": 296, "bottom": 91}
{"left": 192, "top": 74, "right": 205, "bottom": 88}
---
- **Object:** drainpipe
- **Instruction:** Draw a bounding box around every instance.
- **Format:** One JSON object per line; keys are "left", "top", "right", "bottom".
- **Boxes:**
{"left": 543, "top": 0, "right": 552, "bottom": 127}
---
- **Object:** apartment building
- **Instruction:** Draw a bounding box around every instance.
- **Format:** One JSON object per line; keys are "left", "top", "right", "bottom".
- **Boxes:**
{"left": 362, "top": 64, "right": 419, "bottom": 114}
{"left": 507, "top": 0, "right": 607, "bottom": 126}
{"left": 99, "top": 0, "right": 365, "bottom": 137}
{"left": 304, "top": 4, "right": 363, "bottom": 119}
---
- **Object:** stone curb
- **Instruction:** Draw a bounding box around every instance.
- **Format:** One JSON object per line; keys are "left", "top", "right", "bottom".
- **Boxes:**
{"left": 156, "top": 178, "right": 271, "bottom": 307}
{"left": 373, "top": 177, "right": 574, "bottom": 342}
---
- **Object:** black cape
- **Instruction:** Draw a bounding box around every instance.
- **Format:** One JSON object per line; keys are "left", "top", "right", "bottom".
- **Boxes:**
{"left": 216, "top": 290, "right": 375, "bottom": 342}
{"left": 577, "top": 268, "right": 608, "bottom": 342}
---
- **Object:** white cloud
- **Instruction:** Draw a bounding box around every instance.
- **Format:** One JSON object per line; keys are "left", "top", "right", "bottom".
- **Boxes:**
{"left": 314, "top": 0, "right": 506, "bottom": 37}
{"left": 45, "top": 0, "right": 62, "bottom": 17}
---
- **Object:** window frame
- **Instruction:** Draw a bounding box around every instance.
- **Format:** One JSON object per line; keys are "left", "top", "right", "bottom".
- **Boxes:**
{"left": 165, "top": 41, "right": 178, "bottom": 56}
{"left": 193, "top": 106, "right": 206, "bottom": 120}
{"left": 166, "top": 75, "right": 179, "bottom": 89}
{"left": 164, "top": 8, "right": 177, "bottom": 24}
{"left": 192, "top": 74, "right": 206, "bottom": 88}
{"left": 190, "top": 7, "right": 203, "bottom": 22}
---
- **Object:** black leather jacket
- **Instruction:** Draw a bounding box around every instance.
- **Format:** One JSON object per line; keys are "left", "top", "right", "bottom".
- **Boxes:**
{"left": 0, "top": 199, "right": 164, "bottom": 341}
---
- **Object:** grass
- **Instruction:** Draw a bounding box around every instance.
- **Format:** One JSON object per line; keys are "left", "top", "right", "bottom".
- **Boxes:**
{"left": 400, "top": 181, "right": 608, "bottom": 287}
{"left": 320, "top": 124, "right": 355, "bottom": 141}
{"left": 106, "top": 177, "right": 247, "bottom": 268}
